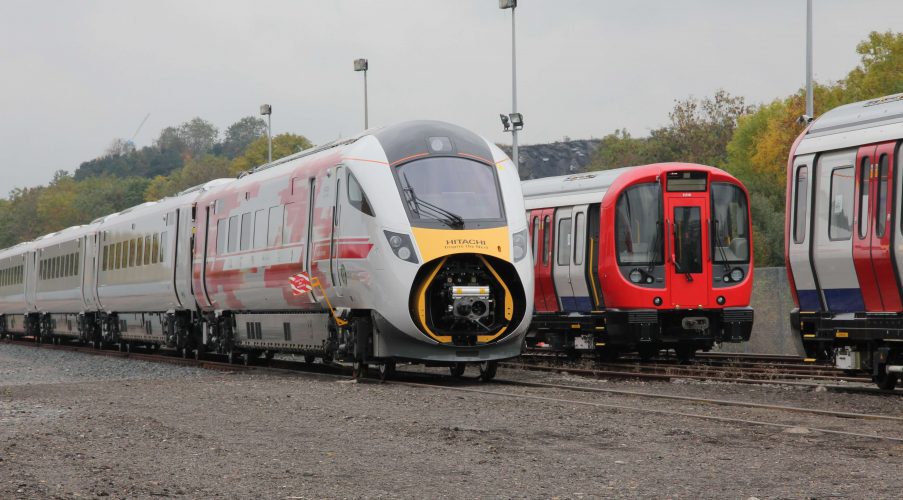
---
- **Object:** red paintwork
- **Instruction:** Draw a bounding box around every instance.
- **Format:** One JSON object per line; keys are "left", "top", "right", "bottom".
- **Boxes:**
{"left": 192, "top": 149, "right": 344, "bottom": 311}
{"left": 595, "top": 163, "right": 753, "bottom": 311}
{"left": 852, "top": 145, "right": 884, "bottom": 310}
{"left": 533, "top": 208, "right": 559, "bottom": 313}
{"left": 663, "top": 193, "right": 711, "bottom": 308}
{"left": 784, "top": 125, "right": 811, "bottom": 308}
{"left": 871, "top": 142, "right": 902, "bottom": 310}
{"left": 528, "top": 212, "right": 546, "bottom": 311}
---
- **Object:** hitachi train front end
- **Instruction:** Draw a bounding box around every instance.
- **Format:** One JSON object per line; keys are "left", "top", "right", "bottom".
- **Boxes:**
{"left": 353, "top": 122, "right": 533, "bottom": 378}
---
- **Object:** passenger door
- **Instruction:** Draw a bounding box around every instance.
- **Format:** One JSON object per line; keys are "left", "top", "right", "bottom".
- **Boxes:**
{"left": 568, "top": 205, "right": 593, "bottom": 312}
{"left": 528, "top": 211, "right": 547, "bottom": 311}
{"left": 665, "top": 196, "right": 710, "bottom": 308}
{"left": 870, "top": 142, "right": 902, "bottom": 310}
{"left": 788, "top": 154, "right": 821, "bottom": 311}
{"left": 534, "top": 208, "right": 558, "bottom": 313}
{"left": 852, "top": 145, "right": 883, "bottom": 310}
{"left": 552, "top": 207, "right": 575, "bottom": 310}
{"left": 328, "top": 165, "right": 345, "bottom": 296}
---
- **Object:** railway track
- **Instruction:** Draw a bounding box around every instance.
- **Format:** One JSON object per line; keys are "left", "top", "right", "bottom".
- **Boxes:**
{"left": 4, "top": 337, "right": 902, "bottom": 443}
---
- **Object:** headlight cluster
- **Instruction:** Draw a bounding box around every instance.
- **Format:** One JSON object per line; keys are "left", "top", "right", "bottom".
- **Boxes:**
{"left": 628, "top": 268, "right": 655, "bottom": 285}
{"left": 384, "top": 230, "right": 418, "bottom": 263}
{"left": 723, "top": 267, "right": 745, "bottom": 283}
{"left": 512, "top": 228, "right": 528, "bottom": 262}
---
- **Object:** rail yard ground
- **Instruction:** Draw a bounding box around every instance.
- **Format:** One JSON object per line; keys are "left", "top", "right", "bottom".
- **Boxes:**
{"left": 2, "top": 343, "right": 903, "bottom": 499}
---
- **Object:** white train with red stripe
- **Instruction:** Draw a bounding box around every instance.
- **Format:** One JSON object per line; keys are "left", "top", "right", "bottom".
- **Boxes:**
{"left": 522, "top": 164, "right": 754, "bottom": 360}
{"left": 0, "top": 121, "right": 533, "bottom": 379}
{"left": 786, "top": 93, "right": 903, "bottom": 389}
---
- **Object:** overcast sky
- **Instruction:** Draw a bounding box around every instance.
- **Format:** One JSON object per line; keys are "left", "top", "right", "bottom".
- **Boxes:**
{"left": 2, "top": 0, "right": 902, "bottom": 191}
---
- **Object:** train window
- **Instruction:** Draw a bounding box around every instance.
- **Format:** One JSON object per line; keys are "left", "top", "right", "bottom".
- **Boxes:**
{"left": 217, "top": 219, "right": 228, "bottom": 254}
{"left": 673, "top": 207, "right": 703, "bottom": 274}
{"left": 129, "top": 239, "right": 136, "bottom": 267}
{"left": 793, "top": 167, "right": 808, "bottom": 244}
{"left": 240, "top": 212, "right": 252, "bottom": 251}
{"left": 65, "top": 254, "right": 71, "bottom": 276}
{"left": 542, "top": 216, "right": 551, "bottom": 265}
{"left": 74, "top": 253, "right": 79, "bottom": 275}
{"left": 334, "top": 179, "right": 342, "bottom": 226}
{"left": 136, "top": 237, "right": 143, "bottom": 266}
{"left": 858, "top": 157, "right": 870, "bottom": 239}
{"left": 574, "top": 213, "right": 586, "bottom": 265}
{"left": 228, "top": 215, "right": 239, "bottom": 253}
{"left": 711, "top": 183, "right": 750, "bottom": 263}
{"left": 615, "top": 183, "right": 663, "bottom": 264}
{"left": 532, "top": 216, "right": 539, "bottom": 260}
{"left": 347, "top": 174, "right": 374, "bottom": 216}
{"left": 152, "top": 234, "right": 160, "bottom": 264}
{"left": 557, "top": 218, "right": 572, "bottom": 266}
{"left": 876, "top": 155, "right": 889, "bottom": 237}
{"left": 268, "top": 206, "right": 283, "bottom": 247}
{"left": 283, "top": 203, "right": 298, "bottom": 244}
{"left": 829, "top": 167, "right": 854, "bottom": 241}
{"left": 114, "top": 242, "right": 122, "bottom": 270}
{"left": 144, "top": 236, "right": 152, "bottom": 265}
{"left": 159, "top": 232, "right": 167, "bottom": 262}
{"left": 253, "top": 210, "right": 267, "bottom": 249}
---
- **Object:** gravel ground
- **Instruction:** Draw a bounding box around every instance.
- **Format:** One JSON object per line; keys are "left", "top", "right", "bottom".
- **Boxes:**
{"left": 2, "top": 343, "right": 903, "bottom": 499}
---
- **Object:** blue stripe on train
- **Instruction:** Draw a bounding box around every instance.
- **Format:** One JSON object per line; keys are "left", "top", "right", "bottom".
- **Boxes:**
{"left": 560, "top": 296, "right": 593, "bottom": 313}
{"left": 798, "top": 288, "right": 864, "bottom": 313}
{"left": 797, "top": 289, "right": 821, "bottom": 311}
{"left": 823, "top": 288, "right": 865, "bottom": 313}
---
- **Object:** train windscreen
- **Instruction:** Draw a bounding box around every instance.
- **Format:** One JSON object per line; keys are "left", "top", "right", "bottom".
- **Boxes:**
{"left": 395, "top": 157, "right": 505, "bottom": 229}
{"left": 615, "top": 183, "right": 663, "bottom": 264}
{"left": 711, "top": 183, "right": 750, "bottom": 263}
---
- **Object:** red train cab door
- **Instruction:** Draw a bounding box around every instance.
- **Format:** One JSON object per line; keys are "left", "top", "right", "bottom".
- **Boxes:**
{"left": 665, "top": 196, "right": 710, "bottom": 308}
{"left": 854, "top": 143, "right": 903, "bottom": 311}
{"left": 532, "top": 208, "right": 558, "bottom": 313}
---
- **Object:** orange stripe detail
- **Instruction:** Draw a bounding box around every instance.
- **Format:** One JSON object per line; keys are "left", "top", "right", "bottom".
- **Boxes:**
{"left": 390, "top": 152, "right": 430, "bottom": 166}
{"left": 342, "top": 157, "right": 388, "bottom": 165}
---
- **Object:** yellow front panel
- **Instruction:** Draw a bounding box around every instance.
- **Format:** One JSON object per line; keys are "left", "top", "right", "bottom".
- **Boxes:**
{"left": 410, "top": 227, "right": 510, "bottom": 263}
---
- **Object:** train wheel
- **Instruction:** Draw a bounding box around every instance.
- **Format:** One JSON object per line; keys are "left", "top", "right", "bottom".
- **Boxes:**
{"left": 874, "top": 371, "right": 898, "bottom": 391}
{"left": 264, "top": 350, "right": 275, "bottom": 361}
{"left": 352, "top": 361, "right": 368, "bottom": 380}
{"left": 478, "top": 361, "right": 498, "bottom": 382}
{"left": 378, "top": 361, "right": 396, "bottom": 382}
{"left": 449, "top": 362, "right": 466, "bottom": 378}
{"left": 304, "top": 355, "right": 316, "bottom": 364}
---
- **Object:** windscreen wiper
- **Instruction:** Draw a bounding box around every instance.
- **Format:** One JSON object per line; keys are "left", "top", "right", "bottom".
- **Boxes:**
{"left": 401, "top": 173, "right": 465, "bottom": 229}
{"left": 713, "top": 220, "right": 732, "bottom": 274}
{"left": 645, "top": 221, "right": 662, "bottom": 274}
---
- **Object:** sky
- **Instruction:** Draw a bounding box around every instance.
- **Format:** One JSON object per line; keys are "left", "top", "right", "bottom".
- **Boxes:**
{"left": 2, "top": 0, "right": 903, "bottom": 191}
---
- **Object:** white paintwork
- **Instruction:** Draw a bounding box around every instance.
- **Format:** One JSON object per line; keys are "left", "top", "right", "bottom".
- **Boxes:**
{"left": 521, "top": 169, "right": 628, "bottom": 209}
{"left": 810, "top": 149, "right": 860, "bottom": 306}
{"left": 788, "top": 154, "right": 818, "bottom": 300}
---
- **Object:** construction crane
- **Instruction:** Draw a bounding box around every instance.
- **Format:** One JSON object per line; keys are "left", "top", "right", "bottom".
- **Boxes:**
{"left": 126, "top": 113, "right": 151, "bottom": 148}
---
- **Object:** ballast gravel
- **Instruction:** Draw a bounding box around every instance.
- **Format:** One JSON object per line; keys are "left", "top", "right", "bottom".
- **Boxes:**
{"left": 1, "top": 342, "right": 902, "bottom": 499}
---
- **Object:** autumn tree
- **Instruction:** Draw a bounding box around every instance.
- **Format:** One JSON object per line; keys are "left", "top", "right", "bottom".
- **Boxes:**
{"left": 145, "top": 155, "right": 232, "bottom": 201}
{"left": 217, "top": 117, "right": 267, "bottom": 159}
{"left": 230, "top": 133, "right": 313, "bottom": 175}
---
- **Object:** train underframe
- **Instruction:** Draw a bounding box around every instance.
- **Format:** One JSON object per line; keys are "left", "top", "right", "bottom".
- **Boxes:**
{"left": 0, "top": 308, "right": 507, "bottom": 381}
{"left": 793, "top": 308, "right": 903, "bottom": 390}
{"left": 527, "top": 307, "right": 753, "bottom": 361}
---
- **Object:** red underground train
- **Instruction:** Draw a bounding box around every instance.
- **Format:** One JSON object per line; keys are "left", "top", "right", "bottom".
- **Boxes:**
{"left": 521, "top": 163, "right": 754, "bottom": 360}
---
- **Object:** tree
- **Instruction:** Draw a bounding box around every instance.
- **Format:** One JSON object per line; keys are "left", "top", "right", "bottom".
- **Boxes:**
{"left": 218, "top": 116, "right": 267, "bottom": 159}
{"left": 178, "top": 117, "right": 219, "bottom": 160}
{"left": 843, "top": 31, "right": 903, "bottom": 102}
{"left": 144, "top": 155, "right": 232, "bottom": 201}
{"left": 230, "top": 133, "right": 313, "bottom": 175}
{"left": 587, "top": 129, "right": 654, "bottom": 170}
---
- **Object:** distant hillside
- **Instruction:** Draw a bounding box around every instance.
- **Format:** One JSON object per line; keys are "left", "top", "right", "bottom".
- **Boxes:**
{"left": 498, "top": 139, "right": 601, "bottom": 180}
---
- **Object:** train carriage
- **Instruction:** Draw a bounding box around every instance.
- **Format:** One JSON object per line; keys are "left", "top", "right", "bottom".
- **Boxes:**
{"left": 522, "top": 163, "right": 754, "bottom": 360}
{"left": 786, "top": 92, "right": 903, "bottom": 389}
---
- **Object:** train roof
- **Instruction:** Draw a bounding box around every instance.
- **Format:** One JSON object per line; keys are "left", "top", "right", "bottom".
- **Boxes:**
{"left": 521, "top": 163, "right": 733, "bottom": 209}
{"left": 797, "top": 92, "right": 903, "bottom": 155}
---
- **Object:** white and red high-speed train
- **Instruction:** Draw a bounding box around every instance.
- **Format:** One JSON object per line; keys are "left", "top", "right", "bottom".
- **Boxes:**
{"left": 787, "top": 93, "right": 903, "bottom": 389}
{"left": 0, "top": 121, "right": 533, "bottom": 379}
